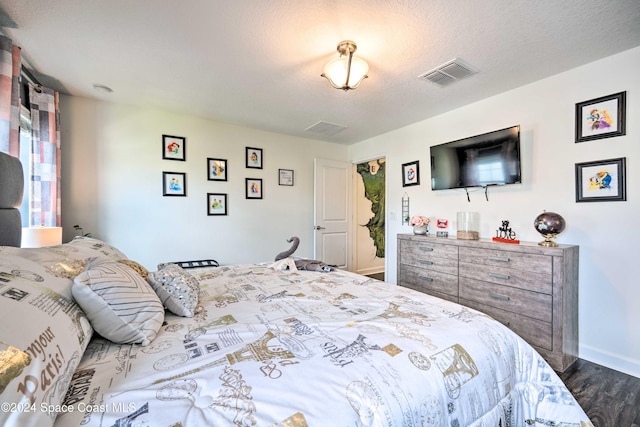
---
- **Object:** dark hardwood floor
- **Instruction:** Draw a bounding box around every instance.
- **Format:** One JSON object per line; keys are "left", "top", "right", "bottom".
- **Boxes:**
{"left": 366, "top": 272, "right": 385, "bottom": 281}
{"left": 559, "top": 359, "right": 640, "bottom": 427}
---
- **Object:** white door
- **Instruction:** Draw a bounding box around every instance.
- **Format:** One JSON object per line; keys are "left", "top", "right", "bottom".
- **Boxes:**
{"left": 314, "top": 158, "right": 351, "bottom": 270}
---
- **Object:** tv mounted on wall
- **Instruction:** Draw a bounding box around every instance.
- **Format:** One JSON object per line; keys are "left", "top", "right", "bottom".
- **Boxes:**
{"left": 430, "top": 125, "right": 521, "bottom": 191}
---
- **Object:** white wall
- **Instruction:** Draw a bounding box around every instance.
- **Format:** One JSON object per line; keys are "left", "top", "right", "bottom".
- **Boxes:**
{"left": 349, "top": 47, "right": 640, "bottom": 377}
{"left": 60, "top": 98, "right": 348, "bottom": 268}
{"left": 60, "top": 47, "right": 639, "bottom": 378}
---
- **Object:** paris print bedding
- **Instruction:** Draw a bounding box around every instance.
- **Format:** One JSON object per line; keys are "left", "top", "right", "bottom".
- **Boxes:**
{"left": 49, "top": 263, "right": 591, "bottom": 426}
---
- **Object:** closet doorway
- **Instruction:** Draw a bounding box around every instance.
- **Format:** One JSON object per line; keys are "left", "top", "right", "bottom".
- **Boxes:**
{"left": 354, "top": 157, "right": 386, "bottom": 280}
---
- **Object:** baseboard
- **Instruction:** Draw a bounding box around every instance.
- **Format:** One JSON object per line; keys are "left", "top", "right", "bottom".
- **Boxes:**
{"left": 580, "top": 344, "right": 640, "bottom": 378}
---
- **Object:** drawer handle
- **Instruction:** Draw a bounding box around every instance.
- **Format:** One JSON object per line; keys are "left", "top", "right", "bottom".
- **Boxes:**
{"left": 418, "top": 275, "right": 434, "bottom": 282}
{"left": 489, "top": 256, "right": 510, "bottom": 262}
{"left": 489, "top": 292, "right": 510, "bottom": 302}
{"left": 419, "top": 260, "right": 433, "bottom": 266}
{"left": 419, "top": 247, "right": 434, "bottom": 252}
{"left": 489, "top": 273, "right": 510, "bottom": 281}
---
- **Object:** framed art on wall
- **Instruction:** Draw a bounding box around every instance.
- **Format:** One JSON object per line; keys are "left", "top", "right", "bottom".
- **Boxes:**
{"left": 162, "top": 135, "right": 186, "bottom": 161}
{"left": 207, "top": 158, "right": 227, "bottom": 181}
{"left": 279, "top": 169, "right": 294, "bottom": 186}
{"left": 207, "top": 193, "right": 228, "bottom": 215}
{"left": 246, "top": 147, "right": 263, "bottom": 169}
{"left": 575, "top": 91, "right": 626, "bottom": 143}
{"left": 401, "top": 161, "right": 420, "bottom": 187}
{"left": 575, "top": 157, "right": 626, "bottom": 202}
{"left": 245, "top": 178, "right": 263, "bottom": 199}
{"left": 162, "top": 171, "right": 187, "bottom": 196}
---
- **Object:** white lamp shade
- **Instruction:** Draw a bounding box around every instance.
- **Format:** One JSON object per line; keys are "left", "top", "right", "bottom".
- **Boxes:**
{"left": 323, "top": 55, "right": 369, "bottom": 90}
{"left": 21, "top": 227, "right": 63, "bottom": 248}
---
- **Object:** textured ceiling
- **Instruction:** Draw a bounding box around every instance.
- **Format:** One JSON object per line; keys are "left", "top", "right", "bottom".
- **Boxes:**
{"left": 1, "top": 0, "right": 640, "bottom": 145}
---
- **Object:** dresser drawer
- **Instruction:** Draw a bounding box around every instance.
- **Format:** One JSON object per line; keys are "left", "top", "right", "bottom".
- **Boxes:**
{"left": 460, "top": 298, "right": 552, "bottom": 351}
{"left": 398, "top": 265, "right": 458, "bottom": 297}
{"left": 459, "top": 277, "right": 552, "bottom": 322}
{"left": 459, "top": 261, "right": 552, "bottom": 294}
{"left": 400, "top": 239, "right": 458, "bottom": 260}
{"left": 400, "top": 240, "right": 458, "bottom": 275}
{"left": 459, "top": 246, "right": 552, "bottom": 275}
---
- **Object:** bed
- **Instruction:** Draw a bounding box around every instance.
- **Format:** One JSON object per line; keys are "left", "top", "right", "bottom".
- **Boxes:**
{"left": 0, "top": 150, "right": 591, "bottom": 426}
{"left": 0, "top": 236, "right": 593, "bottom": 427}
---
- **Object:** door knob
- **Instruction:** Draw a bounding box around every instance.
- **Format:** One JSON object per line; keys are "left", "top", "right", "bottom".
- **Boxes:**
{"left": 313, "top": 226, "right": 326, "bottom": 230}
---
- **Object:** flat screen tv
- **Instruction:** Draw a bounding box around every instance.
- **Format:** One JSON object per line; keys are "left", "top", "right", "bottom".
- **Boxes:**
{"left": 430, "top": 125, "right": 521, "bottom": 191}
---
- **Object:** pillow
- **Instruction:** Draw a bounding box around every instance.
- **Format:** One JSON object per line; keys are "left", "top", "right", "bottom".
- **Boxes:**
{"left": 147, "top": 264, "right": 200, "bottom": 317}
{"left": 0, "top": 251, "right": 93, "bottom": 427}
{"left": 72, "top": 258, "right": 164, "bottom": 346}
{"left": 1, "top": 237, "right": 129, "bottom": 281}
{"left": 63, "top": 236, "right": 129, "bottom": 260}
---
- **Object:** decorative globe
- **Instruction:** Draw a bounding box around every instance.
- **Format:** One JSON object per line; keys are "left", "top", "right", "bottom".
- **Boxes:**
{"left": 533, "top": 211, "right": 566, "bottom": 247}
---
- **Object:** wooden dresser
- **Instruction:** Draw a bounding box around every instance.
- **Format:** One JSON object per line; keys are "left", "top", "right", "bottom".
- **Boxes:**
{"left": 397, "top": 234, "right": 579, "bottom": 372}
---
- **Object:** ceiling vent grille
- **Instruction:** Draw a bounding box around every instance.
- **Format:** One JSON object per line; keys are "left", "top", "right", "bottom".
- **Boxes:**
{"left": 305, "top": 121, "right": 348, "bottom": 136}
{"left": 418, "top": 58, "right": 478, "bottom": 87}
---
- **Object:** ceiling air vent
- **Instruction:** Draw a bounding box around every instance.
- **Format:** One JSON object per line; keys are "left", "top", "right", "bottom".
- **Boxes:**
{"left": 418, "top": 58, "right": 478, "bottom": 87}
{"left": 305, "top": 121, "right": 348, "bottom": 136}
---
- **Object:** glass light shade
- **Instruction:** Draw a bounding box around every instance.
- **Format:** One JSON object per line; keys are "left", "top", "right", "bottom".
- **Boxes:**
{"left": 322, "top": 55, "right": 369, "bottom": 90}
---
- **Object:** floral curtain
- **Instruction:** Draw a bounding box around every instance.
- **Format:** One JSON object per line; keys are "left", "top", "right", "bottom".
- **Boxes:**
{"left": 28, "top": 84, "right": 61, "bottom": 227}
{"left": 0, "top": 35, "right": 21, "bottom": 156}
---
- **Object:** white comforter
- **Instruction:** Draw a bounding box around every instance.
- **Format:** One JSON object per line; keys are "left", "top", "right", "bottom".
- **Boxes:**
{"left": 54, "top": 264, "right": 592, "bottom": 426}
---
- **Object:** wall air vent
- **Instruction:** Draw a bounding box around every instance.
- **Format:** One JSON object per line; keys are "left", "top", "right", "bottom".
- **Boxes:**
{"left": 418, "top": 58, "right": 478, "bottom": 87}
{"left": 305, "top": 121, "right": 348, "bottom": 136}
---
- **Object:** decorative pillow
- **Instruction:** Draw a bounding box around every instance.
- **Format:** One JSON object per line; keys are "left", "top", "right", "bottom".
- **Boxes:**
{"left": 118, "top": 259, "right": 149, "bottom": 281}
{"left": 72, "top": 258, "right": 164, "bottom": 346}
{"left": 63, "top": 236, "right": 129, "bottom": 260}
{"left": 147, "top": 264, "right": 200, "bottom": 317}
{"left": 0, "top": 252, "right": 93, "bottom": 427}
{"left": 0, "top": 237, "right": 129, "bottom": 281}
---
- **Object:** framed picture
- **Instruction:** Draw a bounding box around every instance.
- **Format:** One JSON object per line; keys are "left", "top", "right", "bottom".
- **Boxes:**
{"left": 245, "top": 178, "right": 263, "bottom": 199}
{"left": 207, "top": 193, "right": 228, "bottom": 215}
{"left": 207, "top": 158, "right": 227, "bottom": 181}
{"left": 402, "top": 161, "right": 420, "bottom": 187}
{"left": 162, "top": 171, "right": 187, "bottom": 196}
{"left": 575, "top": 157, "right": 626, "bottom": 202}
{"left": 246, "top": 147, "right": 263, "bottom": 169}
{"left": 162, "top": 135, "right": 186, "bottom": 161}
{"left": 575, "top": 91, "right": 626, "bottom": 143}
{"left": 279, "top": 169, "right": 294, "bottom": 186}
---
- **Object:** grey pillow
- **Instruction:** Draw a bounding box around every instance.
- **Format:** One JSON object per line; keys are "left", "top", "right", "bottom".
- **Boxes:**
{"left": 147, "top": 264, "right": 200, "bottom": 317}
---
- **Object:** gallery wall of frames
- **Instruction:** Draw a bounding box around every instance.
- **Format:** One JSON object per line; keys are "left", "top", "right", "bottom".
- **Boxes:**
{"left": 161, "top": 135, "right": 295, "bottom": 216}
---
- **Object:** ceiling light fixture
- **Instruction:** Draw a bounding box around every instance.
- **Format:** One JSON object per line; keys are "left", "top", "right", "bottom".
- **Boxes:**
{"left": 321, "top": 40, "right": 368, "bottom": 91}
